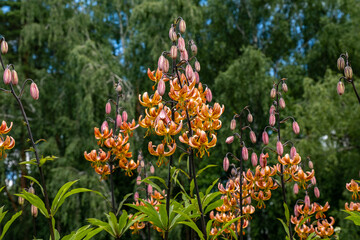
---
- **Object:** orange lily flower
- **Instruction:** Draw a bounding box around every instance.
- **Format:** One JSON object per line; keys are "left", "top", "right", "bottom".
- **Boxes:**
{"left": 94, "top": 165, "right": 112, "bottom": 180}
{"left": 315, "top": 217, "right": 335, "bottom": 238}
{"left": 346, "top": 179, "right": 360, "bottom": 200}
{"left": 292, "top": 168, "right": 315, "bottom": 189}
{"left": 314, "top": 202, "right": 330, "bottom": 219}
{"left": 94, "top": 127, "right": 113, "bottom": 146}
{"left": 151, "top": 190, "right": 165, "bottom": 200}
{"left": 84, "top": 149, "right": 111, "bottom": 166}
{"left": 129, "top": 214, "right": 146, "bottom": 234}
{"left": 139, "top": 115, "right": 155, "bottom": 137}
{"left": 251, "top": 190, "right": 271, "bottom": 209}
{"left": 0, "top": 136, "right": 15, "bottom": 159}
{"left": 295, "top": 203, "right": 316, "bottom": 217}
{"left": 154, "top": 120, "right": 182, "bottom": 144}
{"left": 294, "top": 223, "right": 315, "bottom": 240}
{"left": 120, "top": 119, "right": 139, "bottom": 137}
{"left": 104, "top": 133, "right": 132, "bottom": 161}
{"left": 345, "top": 202, "right": 360, "bottom": 212}
{"left": 148, "top": 142, "right": 176, "bottom": 166}
{"left": 278, "top": 153, "right": 301, "bottom": 166}
{"left": 188, "top": 129, "right": 217, "bottom": 158}
{"left": 119, "top": 159, "right": 139, "bottom": 176}
{"left": 147, "top": 68, "right": 168, "bottom": 90}
{"left": 139, "top": 91, "right": 162, "bottom": 108}
{"left": 0, "top": 121, "right": 12, "bottom": 135}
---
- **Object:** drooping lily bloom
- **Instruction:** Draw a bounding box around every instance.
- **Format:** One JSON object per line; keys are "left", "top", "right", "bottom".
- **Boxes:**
{"left": 0, "top": 135, "right": 15, "bottom": 159}
{"left": 94, "top": 127, "right": 113, "bottom": 146}
{"left": 346, "top": 179, "right": 360, "bottom": 200}
{"left": 104, "top": 133, "right": 132, "bottom": 161}
{"left": 293, "top": 223, "right": 315, "bottom": 240}
{"left": 295, "top": 203, "right": 316, "bottom": 217}
{"left": 0, "top": 121, "right": 13, "bottom": 135}
{"left": 147, "top": 68, "right": 169, "bottom": 90}
{"left": 250, "top": 190, "right": 271, "bottom": 209}
{"left": 345, "top": 202, "right": 360, "bottom": 212}
{"left": 154, "top": 120, "right": 182, "bottom": 144}
{"left": 188, "top": 129, "right": 217, "bottom": 158}
{"left": 148, "top": 142, "right": 176, "bottom": 166}
{"left": 138, "top": 115, "right": 155, "bottom": 137}
{"left": 278, "top": 153, "right": 301, "bottom": 166}
{"left": 315, "top": 217, "right": 335, "bottom": 238}
{"left": 119, "top": 159, "right": 139, "bottom": 176}
{"left": 120, "top": 119, "right": 139, "bottom": 137}
{"left": 292, "top": 168, "right": 315, "bottom": 189}
{"left": 129, "top": 214, "right": 146, "bottom": 234}
{"left": 151, "top": 190, "right": 166, "bottom": 200}
{"left": 314, "top": 202, "right": 330, "bottom": 219}
{"left": 139, "top": 91, "right": 162, "bottom": 108}
{"left": 94, "top": 165, "right": 112, "bottom": 180}
{"left": 84, "top": 149, "right": 111, "bottom": 166}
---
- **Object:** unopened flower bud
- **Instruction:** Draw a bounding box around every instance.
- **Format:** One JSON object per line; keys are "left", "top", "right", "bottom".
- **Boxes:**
{"left": 279, "top": 97, "right": 285, "bottom": 109}
{"left": 116, "top": 114, "right": 122, "bottom": 127}
{"left": 282, "top": 83, "right": 288, "bottom": 92}
{"left": 269, "top": 114, "right": 276, "bottom": 126}
{"left": 304, "top": 195, "right": 310, "bottom": 208}
{"left": 242, "top": 146, "right": 248, "bottom": 161}
{"left": 195, "top": 61, "right": 200, "bottom": 72}
{"left": 179, "top": 19, "right": 186, "bottom": 34}
{"left": 29, "top": 186, "right": 35, "bottom": 194}
{"left": 116, "top": 84, "right": 122, "bottom": 92}
{"left": 1, "top": 40, "right": 8, "bottom": 54}
{"left": 194, "top": 72, "right": 200, "bottom": 83}
{"left": 170, "top": 46, "right": 178, "bottom": 59}
{"left": 101, "top": 121, "right": 108, "bottom": 132}
{"left": 163, "top": 59, "right": 169, "bottom": 73}
{"left": 276, "top": 141, "right": 283, "bottom": 156}
{"left": 293, "top": 183, "right": 299, "bottom": 195}
{"left": 314, "top": 187, "right": 320, "bottom": 198}
{"left": 231, "top": 168, "right": 237, "bottom": 176}
{"left": 226, "top": 136, "right": 234, "bottom": 144}
{"left": 292, "top": 121, "right": 300, "bottom": 134}
{"left": 18, "top": 196, "right": 24, "bottom": 205}
{"left": 205, "top": 88, "right": 212, "bottom": 102}
{"left": 337, "top": 57, "right": 345, "bottom": 70}
{"left": 134, "top": 192, "right": 139, "bottom": 202}
{"left": 191, "top": 44, "right": 198, "bottom": 55}
{"left": 11, "top": 70, "right": 18, "bottom": 85}
{"left": 150, "top": 165, "right": 155, "bottom": 174}
{"left": 230, "top": 119, "right": 236, "bottom": 130}
{"left": 308, "top": 160, "right": 313, "bottom": 169}
{"left": 270, "top": 88, "right": 276, "bottom": 98}
{"left": 105, "top": 102, "right": 111, "bottom": 115}
{"left": 311, "top": 177, "right": 316, "bottom": 185}
{"left": 247, "top": 113, "right": 253, "bottom": 123}
{"left": 262, "top": 131, "right": 269, "bottom": 145}
{"left": 251, "top": 153, "right": 258, "bottom": 167}
{"left": 178, "top": 37, "right": 185, "bottom": 52}
{"left": 223, "top": 157, "right": 229, "bottom": 171}
{"left": 3, "top": 68, "right": 11, "bottom": 85}
{"left": 344, "top": 66, "right": 353, "bottom": 79}
{"left": 169, "top": 27, "right": 176, "bottom": 41}
{"left": 158, "top": 55, "right": 165, "bottom": 71}
{"left": 249, "top": 131, "right": 256, "bottom": 144}
{"left": 185, "top": 64, "right": 193, "bottom": 81}
{"left": 180, "top": 49, "right": 188, "bottom": 61}
{"left": 147, "top": 184, "right": 153, "bottom": 195}
{"left": 294, "top": 205, "right": 299, "bottom": 217}
{"left": 122, "top": 111, "right": 128, "bottom": 122}
{"left": 290, "top": 146, "right": 297, "bottom": 159}
{"left": 269, "top": 105, "right": 276, "bottom": 115}
{"left": 140, "top": 160, "right": 145, "bottom": 168}
{"left": 30, "top": 82, "right": 39, "bottom": 100}
{"left": 136, "top": 176, "right": 141, "bottom": 185}
{"left": 259, "top": 153, "right": 267, "bottom": 168}
{"left": 157, "top": 79, "right": 166, "bottom": 96}
{"left": 31, "top": 205, "right": 38, "bottom": 218}
{"left": 337, "top": 81, "right": 345, "bottom": 95}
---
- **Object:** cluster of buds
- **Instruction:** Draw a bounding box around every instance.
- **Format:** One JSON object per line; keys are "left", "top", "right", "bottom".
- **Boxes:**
{"left": 133, "top": 152, "right": 156, "bottom": 202}
{"left": 0, "top": 120, "right": 15, "bottom": 159}
{"left": 344, "top": 179, "right": 360, "bottom": 212}
{"left": 336, "top": 53, "right": 353, "bottom": 96}
{"left": 138, "top": 17, "right": 223, "bottom": 167}
{"left": 84, "top": 82, "right": 139, "bottom": 179}
{"left": 291, "top": 194, "right": 335, "bottom": 239}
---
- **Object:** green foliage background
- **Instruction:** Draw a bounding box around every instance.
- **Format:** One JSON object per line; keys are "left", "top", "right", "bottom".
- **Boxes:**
{"left": 1, "top": 0, "right": 360, "bottom": 239}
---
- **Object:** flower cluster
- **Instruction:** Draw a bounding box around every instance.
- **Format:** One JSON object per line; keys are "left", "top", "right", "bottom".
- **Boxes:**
{"left": 345, "top": 179, "right": 360, "bottom": 212}
{"left": 0, "top": 120, "right": 15, "bottom": 159}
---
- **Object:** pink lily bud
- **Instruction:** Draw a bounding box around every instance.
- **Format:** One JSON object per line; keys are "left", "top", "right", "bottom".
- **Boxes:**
{"left": 226, "top": 136, "right": 234, "bottom": 144}
{"left": 134, "top": 192, "right": 139, "bottom": 202}
{"left": 251, "top": 152, "right": 258, "bottom": 167}
{"left": 276, "top": 141, "right": 283, "bottom": 156}
{"left": 31, "top": 205, "right": 38, "bottom": 218}
{"left": 105, "top": 102, "right": 111, "bottom": 115}
{"left": 191, "top": 44, "right": 198, "bottom": 55}
{"left": 157, "top": 79, "right": 166, "bottom": 96}
{"left": 116, "top": 84, "right": 122, "bottom": 92}
{"left": 169, "top": 26, "right": 175, "bottom": 41}
{"left": 259, "top": 153, "right": 267, "bottom": 168}
{"left": 231, "top": 168, "right": 237, "bottom": 176}
{"left": 163, "top": 59, "right": 169, "bottom": 73}
{"left": 158, "top": 55, "right": 165, "bottom": 71}
{"left": 314, "top": 187, "right": 320, "bottom": 198}
{"left": 282, "top": 83, "right": 288, "bottom": 92}
{"left": 122, "top": 111, "right": 128, "bottom": 122}
{"left": 292, "top": 121, "right": 300, "bottom": 135}
{"left": 304, "top": 195, "right": 310, "bottom": 208}
{"left": 3, "top": 68, "right": 11, "bottom": 85}
{"left": 30, "top": 82, "right": 39, "bottom": 100}
{"left": 101, "top": 121, "right": 108, "bottom": 133}
{"left": 270, "top": 88, "right": 276, "bottom": 98}
{"left": 185, "top": 64, "right": 193, "bottom": 81}
{"left": 337, "top": 81, "right": 345, "bottom": 95}
{"left": 337, "top": 57, "right": 345, "bottom": 70}
{"left": 178, "top": 37, "right": 185, "bottom": 52}
{"left": 28, "top": 186, "right": 35, "bottom": 194}
{"left": 195, "top": 61, "right": 200, "bottom": 72}
{"left": 205, "top": 88, "right": 212, "bottom": 102}
{"left": 308, "top": 160, "right": 313, "bottom": 169}
{"left": 179, "top": 19, "right": 186, "bottom": 34}
{"left": 262, "top": 131, "right": 269, "bottom": 145}
{"left": 230, "top": 119, "right": 236, "bottom": 130}
{"left": 180, "top": 49, "right": 188, "bottom": 61}
{"left": 1, "top": 40, "right": 8, "bottom": 54}
{"left": 293, "top": 183, "right": 299, "bottom": 195}
{"left": 140, "top": 160, "right": 145, "bottom": 168}
{"left": 247, "top": 113, "right": 253, "bottom": 123}
{"left": 311, "top": 177, "right": 316, "bottom": 185}
{"left": 18, "top": 196, "right": 24, "bottom": 205}
{"left": 170, "top": 46, "right": 178, "bottom": 59}
{"left": 223, "top": 157, "right": 229, "bottom": 171}
{"left": 344, "top": 66, "right": 353, "bottom": 79}
{"left": 294, "top": 205, "right": 299, "bottom": 217}
{"left": 290, "top": 146, "right": 297, "bottom": 159}
{"left": 269, "top": 105, "right": 276, "bottom": 115}
{"left": 279, "top": 97, "right": 286, "bottom": 109}
{"left": 250, "top": 131, "right": 256, "bottom": 144}
{"left": 147, "top": 184, "right": 153, "bottom": 195}
{"left": 194, "top": 72, "right": 200, "bottom": 84}
{"left": 269, "top": 114, "right": 276, "bottom": 126}
{"left": 11, "top": 70, "right": 18, "bottom": 85}
{"left": 150, "top": 165, "right": 155, "bottom": 174}
{"left": 116, "top": 114, "right": 122, "bottom": 127}
{"left": 242, "top": 146, "right": 248, "bottom": 161}
{"left": 136, "top": 176, "right": 142, "bottom": 185}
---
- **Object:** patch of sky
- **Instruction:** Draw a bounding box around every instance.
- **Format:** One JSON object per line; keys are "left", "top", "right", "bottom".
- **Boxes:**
{"left": 1, "top": 6, "right": 10, "bottom": 14}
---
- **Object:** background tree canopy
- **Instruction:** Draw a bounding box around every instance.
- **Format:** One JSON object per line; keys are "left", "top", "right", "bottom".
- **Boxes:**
{"left": 1, "top": 0, "right": 360, "bottom": 239}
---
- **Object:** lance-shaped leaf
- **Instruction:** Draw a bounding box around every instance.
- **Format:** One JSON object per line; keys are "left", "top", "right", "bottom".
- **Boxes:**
{"left": 15, "top": 190, "right": 48, "bottom": 218}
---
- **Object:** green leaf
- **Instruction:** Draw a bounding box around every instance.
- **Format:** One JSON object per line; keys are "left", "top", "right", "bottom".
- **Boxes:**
{"left": 213, "top": 216, "right": 241, "bottom": 239}
{"left": 0, "top": 207, "right": 7, "bottom": 224}
{"left": 39, "top": 155, "right": 57, "bottom": 167}
{"left": 206, "top": 178, "right": 219, "bottom": 195}
{"left": 283, "top": 203, "right": 290, "bottom": 224}
{"left": 190, "top": 179, "right": 194, "bottom": 197}
{"left": 19, "top": 159, "right": 37, "bottom": 165}
{"left": 206, "top": 219, "right": 214, "bottom": 237}
{"left": 142, "top": 176, "right": 167, "bottom": 189}
{"left": 51, "top": 180, "right": 79, "bottom": 214}
{"left": 117, "top": 210, "right": 128, "bottom": 235}
{"left": 87, "top": 218, "right": 114, "bottom": 237}
{"left": 141, "top": 179, "right": 165, "bottom": 197}
{"left": 179, "top": 221, "right": 204, "bottom": 240}
{"left": 196, "top": 165, "right": 217, "bottom": 178}
{"left": 277, "top": 218, "right": 290, "bottom": 237}
{"left": 178, "top": 152, "right": 188, "bottom": 163}
{"left": 107, "top": 212, "right": 119, "bottom": 236}
{"left": 0, "top": 187, "right": 4, "bottom": 193}
{"left": 0, "top": 210, "right": 22, "bottom": 240}
{"left": 24, "top": 176, "right": 44, "bottom": 196}
{"left": 83, "top": 228, "right": 102, "bottom": 240}
{"left": 343, "top": 210, "right": 360, "bottom": 226}
{"left": 15, "top": 191, "right": 48, "bottom": 218}
{"left": 116, "top": 193, "right": 132, "bottom": 216}
{"left": 204, "top": 199, "right": 223, "bottom": 214}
